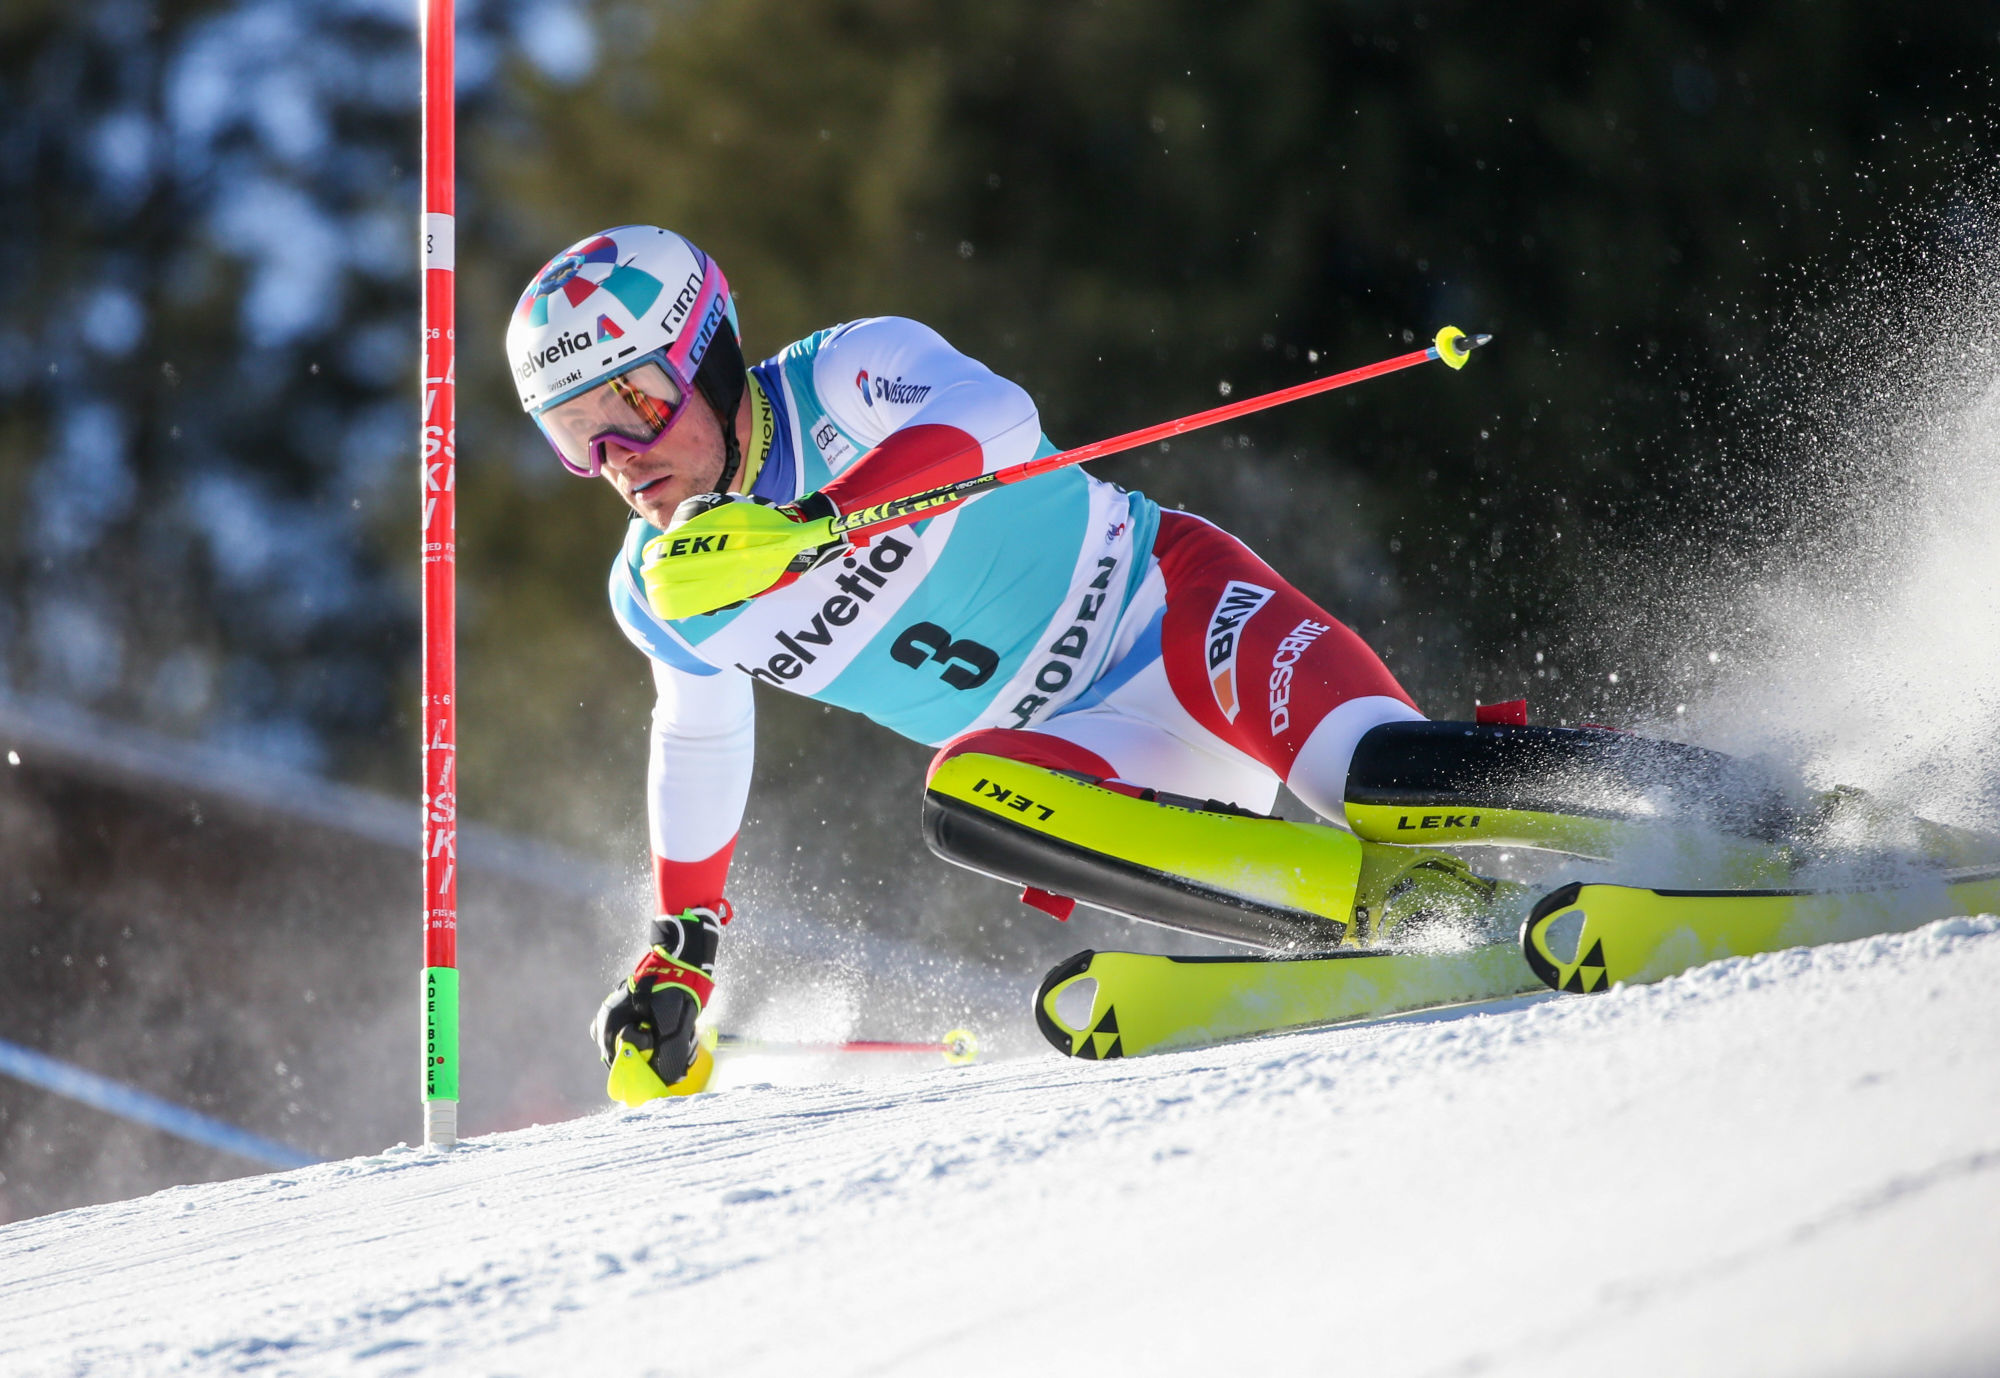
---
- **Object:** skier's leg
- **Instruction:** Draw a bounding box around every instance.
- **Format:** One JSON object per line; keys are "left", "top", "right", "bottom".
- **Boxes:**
{"left": 918, "top": 521, "right": 1498, "bottom": 949}
{"left": 1339, "top": 722, "right": 2000, "bottom": 867}
{"left": 1136, "top": 510, "right": 1426, "bottom": 816}
{"left": 1338, "top": 718, "right": 1800, "bottom": 856}
{"left": 1134, "top": 515, "right": 1823, "bottom": 865}
{"left": 916, "top": 543, "right": 1367, "bottom": 949}
{"left": 922, "top": 722, "right": 1513, "bottom": 948}
{"left": 929, "top": 518, "right": 1987, "bottom": 920}
{"left": 1111, "top": 513, "right": 1519, "bottom": 931}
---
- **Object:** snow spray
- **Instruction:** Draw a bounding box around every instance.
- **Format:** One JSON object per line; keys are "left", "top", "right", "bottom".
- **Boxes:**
{"left": 1670, "top": 210, "right": 2000, "bottom": 829}
{"left": 1565, "top": 192, "right": 2000, "bottom": 886}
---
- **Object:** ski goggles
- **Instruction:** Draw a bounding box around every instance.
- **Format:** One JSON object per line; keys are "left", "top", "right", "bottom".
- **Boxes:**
{"left": 532, "top": 353, "right": 696, "bottom": 478}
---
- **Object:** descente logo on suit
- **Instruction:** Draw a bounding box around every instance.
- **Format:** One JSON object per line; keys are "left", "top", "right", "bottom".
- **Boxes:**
{"left": 735, "top": 535, "right": 914, "bottom": 685}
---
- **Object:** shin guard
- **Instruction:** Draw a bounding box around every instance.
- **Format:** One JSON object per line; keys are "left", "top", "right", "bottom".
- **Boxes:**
{"left": 923, "top": 753, "right": 1359, "bottom": 950}
{"left": 1341, "top": 721, "right": 1798, "bottom": 857}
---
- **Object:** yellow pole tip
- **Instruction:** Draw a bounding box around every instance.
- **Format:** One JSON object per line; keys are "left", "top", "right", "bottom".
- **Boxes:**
{"left": 1435, "top": 326, "right": 1471, "bottom": 370}
{"left": 941, "top": 1028, "right": 981, "bottom": 1065}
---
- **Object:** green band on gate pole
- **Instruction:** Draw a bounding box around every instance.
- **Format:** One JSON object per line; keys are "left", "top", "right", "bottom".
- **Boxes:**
{"left": 423, "top": 966, "right": 460, "bottom": 1102}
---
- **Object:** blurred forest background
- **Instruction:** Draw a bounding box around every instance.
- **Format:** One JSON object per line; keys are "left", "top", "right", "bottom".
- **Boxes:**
{"left": 4, "top": 0, "right": 1997, "bottom": 946}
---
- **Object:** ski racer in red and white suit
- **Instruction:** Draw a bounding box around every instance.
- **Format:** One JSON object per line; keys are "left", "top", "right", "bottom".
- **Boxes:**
{"left": 506, "top": 226, "right": 1425, "bottom": 1097}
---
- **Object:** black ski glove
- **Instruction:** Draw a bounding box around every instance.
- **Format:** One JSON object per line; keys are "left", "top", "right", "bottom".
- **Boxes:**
{"left": 591, "top": 906, "right": 723, "bottom": 1094}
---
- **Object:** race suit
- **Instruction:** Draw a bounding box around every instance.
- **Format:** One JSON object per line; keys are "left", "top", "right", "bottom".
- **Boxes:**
{"left": 610, "top": 316, "right": 1423, "bottom": 917}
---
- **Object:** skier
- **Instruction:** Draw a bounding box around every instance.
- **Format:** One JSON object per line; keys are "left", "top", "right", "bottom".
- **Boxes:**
{"left": 509, "top": 225, "right": 1925, "bottom": 1099}
{"left": 507, "top": 226, "right": 1515, "bottom": 1098}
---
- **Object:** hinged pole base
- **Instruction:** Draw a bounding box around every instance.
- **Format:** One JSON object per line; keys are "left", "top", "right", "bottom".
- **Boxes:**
{"left": 424, "top": 1098, "right": 457, "bottom": 1149}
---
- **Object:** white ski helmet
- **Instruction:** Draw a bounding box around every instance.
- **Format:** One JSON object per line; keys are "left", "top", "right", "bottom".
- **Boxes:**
{"left": 507, "top": 225, "right": 748, "bottom": 488}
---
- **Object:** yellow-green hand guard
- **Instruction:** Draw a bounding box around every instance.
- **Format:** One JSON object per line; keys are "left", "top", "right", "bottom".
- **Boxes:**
{"left": 640, "top": 492, "right": 840, "bottom": 620}
{"left": 607, "top": 1029, "right": 716, "bottom": 1104}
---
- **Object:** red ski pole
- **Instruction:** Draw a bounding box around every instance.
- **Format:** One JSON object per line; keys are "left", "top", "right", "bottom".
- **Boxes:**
{"left": 825, "top": 327, "right": 1490, "bottom": 538}
{"left": 709, "top": 1028, "right": 981, "bottom": 1065}
{"left": 643, "top": 328, "right": 1489, "bottom": 620}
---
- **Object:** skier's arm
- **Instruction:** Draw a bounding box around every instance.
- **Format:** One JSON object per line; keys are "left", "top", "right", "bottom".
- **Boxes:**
{"left": 804, "top": 316, "right": 1044, "bottom": 532}
{"left": 588, "top": 655, "right": 751, "bottom": 1104}
{"left": 645, "top": 655, "right": 754, "bottom": 915}
{"left": 640, "top": 318, "right": 1047, "bottom": 621}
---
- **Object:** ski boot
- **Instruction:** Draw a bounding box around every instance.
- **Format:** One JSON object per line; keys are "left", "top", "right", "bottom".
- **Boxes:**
{"left": 1351, "top": 843, "right": 1528, "bottom": 948}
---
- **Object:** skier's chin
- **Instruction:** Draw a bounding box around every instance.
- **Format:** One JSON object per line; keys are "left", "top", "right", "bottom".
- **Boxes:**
{"left": 628, "top": 476, "right": 685, "bottom": 525}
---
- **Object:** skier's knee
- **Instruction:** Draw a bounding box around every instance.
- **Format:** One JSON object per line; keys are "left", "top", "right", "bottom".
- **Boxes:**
{"left": 926, "top": 728, "right": 1115, "bottom": 786}
{"left": 1283, "top": 695, "right": 1427, "bottom": 822}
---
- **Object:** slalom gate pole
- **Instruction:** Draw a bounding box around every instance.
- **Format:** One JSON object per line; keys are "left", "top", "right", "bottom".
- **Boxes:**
{"left": 419, "top": 0, "right": 460, "bottom": 1149}
{"left": 825, "top": 327, "right": 1491, "bottom": 539}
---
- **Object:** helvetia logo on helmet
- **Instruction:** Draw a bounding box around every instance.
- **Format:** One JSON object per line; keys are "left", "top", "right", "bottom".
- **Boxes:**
{"left": 595, "top": 314, "right": 624, "bottom": 342}
{"left": 1204, "top": 581, "right": 1274, "bottom": 721}
{"left": 515, "top": 329, "right": 593, "bottom": 382}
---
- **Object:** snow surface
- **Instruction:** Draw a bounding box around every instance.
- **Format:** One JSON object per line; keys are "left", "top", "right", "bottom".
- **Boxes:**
{"left": 5, "top": 917, "right": 1999, "bottom": 1378}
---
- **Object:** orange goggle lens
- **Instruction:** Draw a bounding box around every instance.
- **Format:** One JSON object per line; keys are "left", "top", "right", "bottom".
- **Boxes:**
{"left": 537, "top": 361, "right": 689, "bottom": 476}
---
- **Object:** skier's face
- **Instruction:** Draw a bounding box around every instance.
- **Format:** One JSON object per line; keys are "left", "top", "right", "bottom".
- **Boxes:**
{"left": 598, "top": 389, "right": 732, "bottom": 526}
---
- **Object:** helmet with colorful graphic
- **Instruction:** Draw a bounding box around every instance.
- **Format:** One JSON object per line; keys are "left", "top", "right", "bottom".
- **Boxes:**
{"left": 507, "top": 225, "right": 749, "bottom": 491}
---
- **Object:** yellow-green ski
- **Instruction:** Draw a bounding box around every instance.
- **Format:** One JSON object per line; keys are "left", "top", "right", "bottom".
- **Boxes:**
{"left": 1035, "top": 943, "right": 1540, "bottom": 1059}
{"left": 1521, "top": 866, "right": 2000, "bottom": 993}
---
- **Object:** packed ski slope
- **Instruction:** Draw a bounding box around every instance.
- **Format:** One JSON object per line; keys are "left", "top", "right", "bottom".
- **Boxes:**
{"left": 4, "top": 915, "right": 1998, "bottom": 1377}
